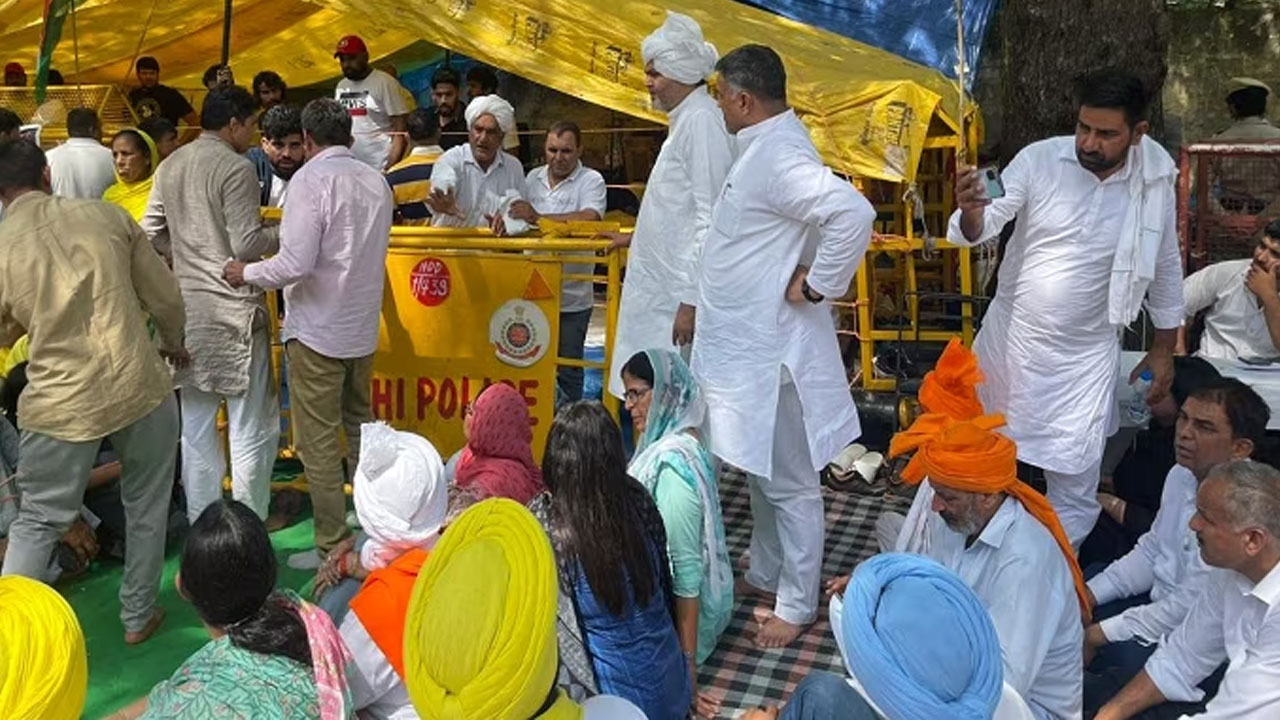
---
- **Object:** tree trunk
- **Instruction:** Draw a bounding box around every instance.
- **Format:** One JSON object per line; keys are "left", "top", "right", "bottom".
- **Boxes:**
{"left": 998, "top": 0, "right": 1169, "bottom": 164}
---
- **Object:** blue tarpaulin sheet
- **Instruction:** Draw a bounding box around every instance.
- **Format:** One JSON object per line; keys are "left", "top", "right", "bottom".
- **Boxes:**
{"left": 738, "top": 0, "right": 999, "bottom": 87}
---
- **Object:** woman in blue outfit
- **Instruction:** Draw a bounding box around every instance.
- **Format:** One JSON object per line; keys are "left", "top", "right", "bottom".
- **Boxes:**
{"left": 539, "top": 401, "right": 692, "bottom": 720}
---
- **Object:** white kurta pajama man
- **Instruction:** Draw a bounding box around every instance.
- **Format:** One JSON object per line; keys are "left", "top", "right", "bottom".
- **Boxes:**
{"left": 946, "top": 136, "right": 1184, "bottom": 545}
{"left": 608, "top": 86, "right": 735, "bottom": 398}
{"left": 692, "top": 109, "right": 874, "bottom": 625}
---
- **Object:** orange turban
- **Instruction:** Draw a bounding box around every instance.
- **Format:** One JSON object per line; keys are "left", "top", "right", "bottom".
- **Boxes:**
{"left": 918, "top": 337, "right": 984, "bottom": 421}
{"left": 890, "top": 413, "right": 1091, "bottom": 621}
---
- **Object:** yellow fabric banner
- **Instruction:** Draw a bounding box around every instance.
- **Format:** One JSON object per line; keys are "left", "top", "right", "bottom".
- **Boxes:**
{"left": 0, "top": 0, "right": 962, "bottom": 181}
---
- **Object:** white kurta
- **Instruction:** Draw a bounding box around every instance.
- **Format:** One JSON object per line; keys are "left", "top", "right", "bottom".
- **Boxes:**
{"left": 691, "top": 109, "right": 873, "bottom": 478}
{"left": 608, "top": 87, "right": 734, "bottom": 397}
{"left": 925, "top": 497, "right": 1084, "bottom": 720}
{"left": 946, "top": 136, "right": 1184, "bottom": 475}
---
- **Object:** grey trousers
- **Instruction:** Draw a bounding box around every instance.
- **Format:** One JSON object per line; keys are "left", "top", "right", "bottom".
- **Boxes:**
{"left": 2, "top": 395, "right": 178, "bottom": 632}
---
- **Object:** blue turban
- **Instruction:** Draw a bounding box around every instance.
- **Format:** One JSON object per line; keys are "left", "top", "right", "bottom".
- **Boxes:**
{"left": 836, "top": 553, "right": 1003, "bottom": 720}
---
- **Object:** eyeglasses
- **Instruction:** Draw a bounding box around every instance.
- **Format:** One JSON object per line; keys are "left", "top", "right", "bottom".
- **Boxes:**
{"left": 624, "top": 387, "right": 651, "bottom": 404}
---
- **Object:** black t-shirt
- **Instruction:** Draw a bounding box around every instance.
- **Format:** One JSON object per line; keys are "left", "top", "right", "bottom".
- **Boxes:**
{"left": 438, "top": 113, "right": 468, "bottom": 150}
{"left": 128, "top": 84, "right": 194, "bottom": 126}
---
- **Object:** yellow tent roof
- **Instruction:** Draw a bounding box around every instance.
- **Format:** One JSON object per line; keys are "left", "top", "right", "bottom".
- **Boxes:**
{"left": 0, "top": 0, "right": 965, "bottom": 182}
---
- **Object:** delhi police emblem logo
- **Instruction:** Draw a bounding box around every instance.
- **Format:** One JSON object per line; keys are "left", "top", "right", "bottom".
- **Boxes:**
{"left": 490, "top": 299, "right": 550, "bottom": 368}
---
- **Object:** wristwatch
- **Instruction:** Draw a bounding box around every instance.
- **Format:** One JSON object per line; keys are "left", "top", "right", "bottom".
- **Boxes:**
{"left": 801, "top": 279, "right": 825, "bottom": 304}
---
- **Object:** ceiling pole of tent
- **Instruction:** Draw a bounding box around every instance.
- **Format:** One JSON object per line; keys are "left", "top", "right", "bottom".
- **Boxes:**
{"left": 221, "top": 0, "right": 233, "bottom": 66}
{"left": 70, "top": 0, "right": 82, "bottom": 90}
{"left": 955, "top": 0, "right": 968, "bottom": 163}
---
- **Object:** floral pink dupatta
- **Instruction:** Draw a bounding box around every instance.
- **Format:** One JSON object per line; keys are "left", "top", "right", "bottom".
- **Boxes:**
{"left": 454, "top": 383, "right": 545, "bottom": 504}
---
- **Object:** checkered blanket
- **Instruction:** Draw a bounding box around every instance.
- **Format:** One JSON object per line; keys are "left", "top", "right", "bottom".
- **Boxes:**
{"left": 697, "top": 468, "right": 910, "bottom": 717}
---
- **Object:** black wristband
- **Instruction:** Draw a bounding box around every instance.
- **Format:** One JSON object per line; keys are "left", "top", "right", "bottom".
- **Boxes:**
{"left": 801, "top": 279, "right": 824, "bottom": 303}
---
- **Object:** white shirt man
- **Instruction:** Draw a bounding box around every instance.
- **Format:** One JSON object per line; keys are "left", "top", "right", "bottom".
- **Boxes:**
{"left": 1088, "top": 466, "right": 1208, "bottom": 645}
{"left": 1182, "top": 226, "right": 1280, "bottom": 362}
{"left": 46, "top": 109, "right": 114, "bottom": 200}
{"left": 47, "top": 139, "right": 114, "bottom": 200}
{"left": 1142, "top": 563, "right": 1280, "bottom": 717}
{"left": 926, "top": 497, "right": 1084, "bottom": 720}
{"left": 1096, "top": 461, "right": 1280, "bottom": 720}
{"left": 608, "top": 11, "right": 735, "bottom": 397}
{"left": 1083, "top": 380, "right": 1268, "bottom": 717}
{"left": 693, "top": 46, "right": 872, "bottom": 649}
{"left": 948, "top": 71, "right": 1185, "bottom": 546}
{"left": 516, "top": 123, "right": 608, "bottom": 403}
{"left": 428, "top": 95, "right": 526, "bottom": 229}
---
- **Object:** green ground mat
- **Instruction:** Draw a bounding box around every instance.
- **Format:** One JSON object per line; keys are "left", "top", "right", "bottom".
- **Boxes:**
{"left": 68, "top": 513, "right": 321, "bottom": 719}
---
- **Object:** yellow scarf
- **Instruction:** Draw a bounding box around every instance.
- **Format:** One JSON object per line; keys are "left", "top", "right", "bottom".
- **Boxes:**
{"left": 403, "top": 498, "right": 582, "bottom": 720}
{"left": 0, "top": 576, "right": 88, "bottom": 719}
{"left": 102, "top": 128, "right": 158, "bottom": 222}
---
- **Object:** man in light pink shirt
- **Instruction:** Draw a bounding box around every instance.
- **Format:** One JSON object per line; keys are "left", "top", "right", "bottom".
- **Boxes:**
{"left": 225, "top": 97, "right": 392, "bottom": 568}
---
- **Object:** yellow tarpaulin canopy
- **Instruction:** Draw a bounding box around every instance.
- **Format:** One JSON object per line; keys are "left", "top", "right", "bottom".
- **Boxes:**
{"left": 0, "top": 0, "right": 966, "bottom": 182}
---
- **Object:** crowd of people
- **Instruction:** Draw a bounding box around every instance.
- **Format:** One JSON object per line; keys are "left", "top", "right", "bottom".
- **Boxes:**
{"left": 3, "top": 6, "right": 1280, "bottom": 720}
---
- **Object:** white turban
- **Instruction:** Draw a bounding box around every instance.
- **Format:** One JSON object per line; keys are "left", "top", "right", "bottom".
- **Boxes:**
{"left": 464, "top": 94, "right": 517, "bottom": 137}
{"left": 353, "top": 422, "right": 447, "bottom": 570}
{"left": 641, "top": 11, "right": 719, "bottom": 85}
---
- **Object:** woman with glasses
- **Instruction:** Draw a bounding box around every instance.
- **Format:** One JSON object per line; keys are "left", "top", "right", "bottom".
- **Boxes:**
{"left": 621, "top": 349, "right": 733, "bottom": 718}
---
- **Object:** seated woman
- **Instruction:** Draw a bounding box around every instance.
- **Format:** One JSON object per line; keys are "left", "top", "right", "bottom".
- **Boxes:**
{"left": 451, "top": 382, "right": 545, "bottom": 503}
{"left": 620, "top": 350, "right": 733, "bottom": 717}
{"left": 0, "top": 575, "right": 89, "bottom": 718}
{"left": 401, "top": 497, "right": 645, "bottom": 719}
{"left": 327, "top": 422, "right": 448, "bottom": 719}
{"left": 102, "top": 128, "right": 158, "bottom": 222}
{"left": 532, "top": 401, "right": 692, "bottom": 720}
{"left": 109, "top": 500, "right": 353, "bottom": 719}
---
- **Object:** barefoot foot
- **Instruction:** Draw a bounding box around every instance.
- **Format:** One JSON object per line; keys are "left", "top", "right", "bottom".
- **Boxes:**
{"left": 754, "top": 613, "right": 806, "bottom": 649}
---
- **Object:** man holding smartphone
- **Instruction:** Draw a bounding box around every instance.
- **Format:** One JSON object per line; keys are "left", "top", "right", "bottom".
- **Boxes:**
{"left": 949, "top": 69, "right": 1185, "bottom": 549}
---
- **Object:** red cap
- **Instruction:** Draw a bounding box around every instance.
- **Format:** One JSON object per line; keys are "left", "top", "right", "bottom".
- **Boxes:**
{"left": 334, "top": 35, "right": 368, "bottom": 58}
{"left": 4, "top": 63, "right": 23, "bottom": 74}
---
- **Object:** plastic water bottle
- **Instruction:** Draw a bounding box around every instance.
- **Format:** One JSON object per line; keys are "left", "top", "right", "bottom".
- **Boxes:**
{"left": 1124, "top": 369, "right": 1153, "bottom": 425}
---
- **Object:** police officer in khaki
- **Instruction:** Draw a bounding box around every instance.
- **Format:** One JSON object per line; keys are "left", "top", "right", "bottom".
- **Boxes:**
{"left": 1212, "top": 77, "right": 1280, "bottom": 214}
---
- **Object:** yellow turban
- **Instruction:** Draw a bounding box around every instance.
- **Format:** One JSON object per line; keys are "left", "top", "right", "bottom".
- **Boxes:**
{"left": 0, "top": 576, "right": 88, "bottom": 720}
{"left": 403, "top": 498, "right": 581, "bottom": 720}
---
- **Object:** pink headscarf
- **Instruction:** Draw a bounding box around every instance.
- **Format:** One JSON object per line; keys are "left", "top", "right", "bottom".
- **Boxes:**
{"left": 454, "top": 383, "right": 545, "bottom": 504}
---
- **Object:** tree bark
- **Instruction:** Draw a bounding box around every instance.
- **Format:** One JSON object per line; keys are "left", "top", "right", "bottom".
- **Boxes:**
{"left": 998, "top": 0, "right": 1169, "bottom": 164}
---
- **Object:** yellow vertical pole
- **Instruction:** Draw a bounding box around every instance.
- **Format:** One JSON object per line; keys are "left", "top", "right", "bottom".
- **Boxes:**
{"left": 855, "top": 259, "right": 875, "bottom": 388}
{"left": 602, "top": 248, "right": 622, "bottom": 420}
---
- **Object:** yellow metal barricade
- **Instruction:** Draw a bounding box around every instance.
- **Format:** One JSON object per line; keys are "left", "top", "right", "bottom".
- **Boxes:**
{"left": 226, "top": 221, "right": 624, "bottom": 493}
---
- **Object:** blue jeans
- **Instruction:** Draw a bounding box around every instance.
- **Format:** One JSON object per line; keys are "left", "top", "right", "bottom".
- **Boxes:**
{"left": 557, "top": 309, "right": 592, "bottom": 403}
{"left": 779, "top": 672, "right": 877, "bottom": 720}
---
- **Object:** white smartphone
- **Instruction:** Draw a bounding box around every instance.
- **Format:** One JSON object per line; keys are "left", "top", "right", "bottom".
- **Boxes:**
{"left": 978, "top": 164, "right": 1005, "bottom": 200}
